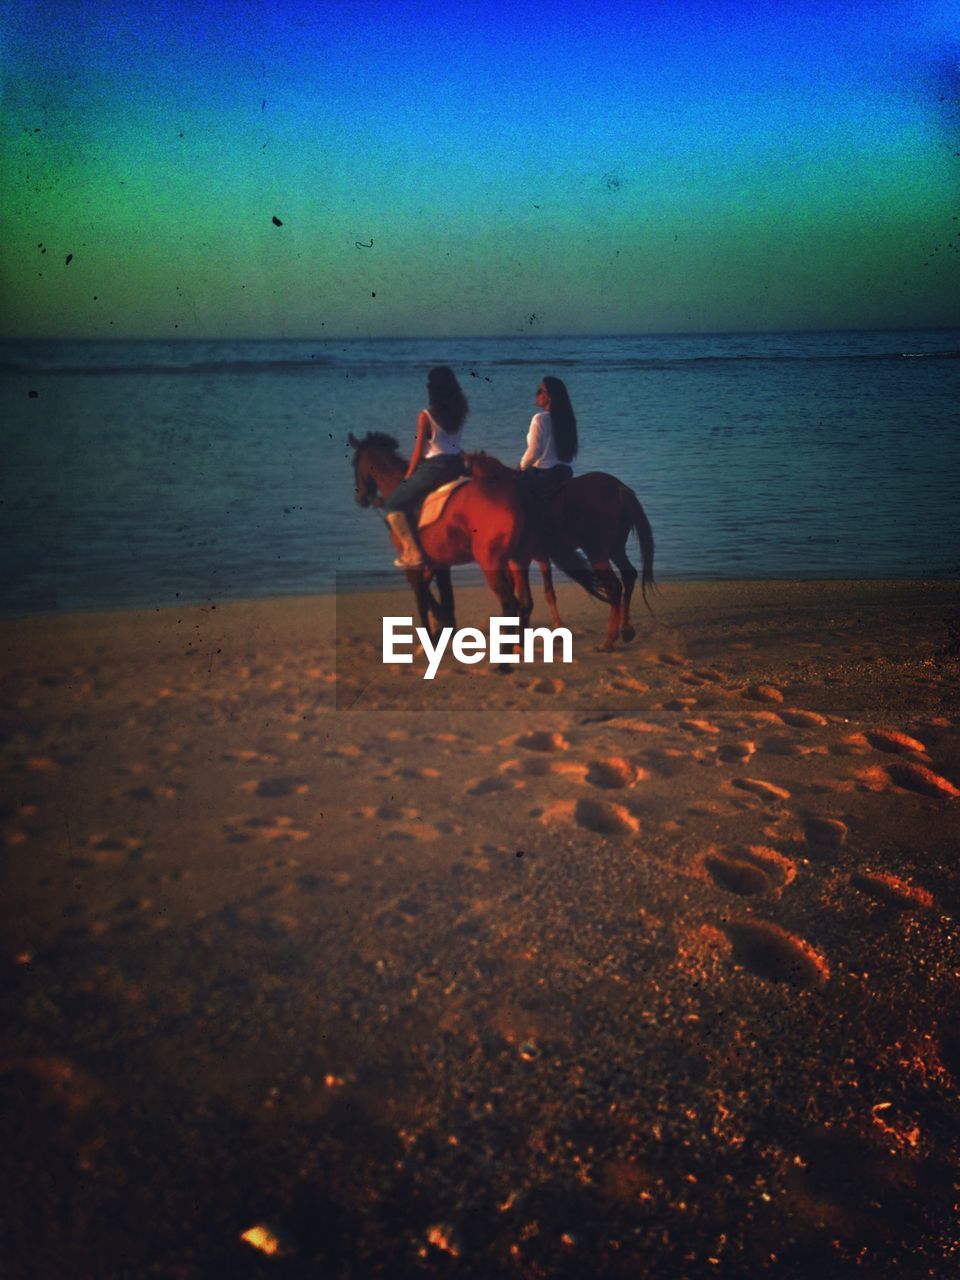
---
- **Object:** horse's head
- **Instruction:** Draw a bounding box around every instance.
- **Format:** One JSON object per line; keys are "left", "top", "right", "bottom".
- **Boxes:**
{"left": 463, "top": 450, "right": 515, "bottom": 481}
{"left": 348, "top": 431, "right": 402, "bottom": 507}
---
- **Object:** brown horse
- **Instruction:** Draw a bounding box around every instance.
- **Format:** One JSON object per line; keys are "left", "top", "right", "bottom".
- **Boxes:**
{"left": 349, "top": 432, "right": 530, "bottom": 636}
{"left": 465, "top": 453, "right": 655, "bottom": 651}
{"left": 349, "top": 434, "right": 613, "bottom": 645}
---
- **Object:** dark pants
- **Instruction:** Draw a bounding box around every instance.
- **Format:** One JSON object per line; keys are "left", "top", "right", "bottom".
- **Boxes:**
{"left": 520, "top": 464, "right": 573, "bottom": 503}
{"left": 383, "top": 455, "right": 466, "bottom": 514}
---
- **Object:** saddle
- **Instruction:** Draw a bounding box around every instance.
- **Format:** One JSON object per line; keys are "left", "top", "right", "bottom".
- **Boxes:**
{"left": 416, "top": 476, "right": 471, "bottom": 530}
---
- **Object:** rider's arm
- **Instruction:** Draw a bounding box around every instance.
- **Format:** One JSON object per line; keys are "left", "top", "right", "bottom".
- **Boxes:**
{"left": 405, "top": 410, "right": 431, "bottom": 478}
{"left": 519, "top": 415, "right": 542, "bottom": 470}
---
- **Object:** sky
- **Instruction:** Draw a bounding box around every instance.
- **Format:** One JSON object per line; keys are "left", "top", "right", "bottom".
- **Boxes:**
{"left": 1, "top": 0, "right": 958, "bottom": 339}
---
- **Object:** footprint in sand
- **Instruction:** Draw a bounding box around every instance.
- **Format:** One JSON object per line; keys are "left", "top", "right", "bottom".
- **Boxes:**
{"left": 24, "top": 756, "right": 61, "bottom": 773}
{"left": 692, "top": 667, "right": 726, "bottom": 684}
{"left": 726, "top": 712, "right": 782, "bottom": 736}
{"left": 376, "top": 802, "right": 421, "bottom": 821}
{"left": 730, "top": 778, "right": 792, "bottom": 804}
{"left": 723, "top": 921, "right": 829, "bottom": 988}
{"left": 351, "top": 803, "right": 441, "bottom": 841}
{"left": 641, "top": 748, "right": 689, "bottom": 778}
{"left": 224, "top": 816, "right": 311, "bottom": 843}
{"left": 717, "top": 740, "right": 756, "bottom": 764}
{"left": 663, "top": 697, "right": 698, "bottom": 712}
{"left": 884, "top": 762, "right": 960, "bottom": 799}
{"left": 742, "top": 684, "right": 784, "bottom": 704}
{"left": 82, "top": 834, "right": 143, "bottom": 865}
{"left": 803, "top": 815, "right": 849, "bottom": 852}
{"left": 574, "top": 796, "right": 639, "bottom": 836}
{"left": 680, "top": 718, "right": 721, "bottom": 736}
{"left": 705, "top": 845, "right": 797, "bottom": 896}
{"left": 511, "top": 731, "right": 571, "bottom": 753}
{"left": 861, "top": 729, "right": 927, "bottom": 756}
{"left": 504, "top": 755, "right": 586, "bottom": 780}
{"left": 851, "top": 764, "right": 892, "bottom": 793}
{"left": 585, "top": 757, "right": 642, "bottom": 789}
{"left": 759, "top": 735, "right": 824, "bottom": 758}
{"left": 529, "top": 676, "right": 565, "bottom": 694}
{"left": 851, "top": 871, "right": 935, "bottom": 910}
{"left": 605, "top": 676, "right": 650, "bottom": 694}
{"left": 610, "top": 717, "right": 659, "bottom": 734}
{"left": 465, "top": 775, "right": 525, "bottom": 796}
{"left": 778, "top": 709, "right": 829, "bottom": 728}
{"left": 242, "top": 777, "right": 309, "bottom": 798}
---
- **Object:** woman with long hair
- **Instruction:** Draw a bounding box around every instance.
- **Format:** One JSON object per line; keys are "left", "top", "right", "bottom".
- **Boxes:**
{"left": 383, "top": 366, "right": 468, "bottom": 567}
{"left": 518, "top": 375, "right": 578, "bottom": 498}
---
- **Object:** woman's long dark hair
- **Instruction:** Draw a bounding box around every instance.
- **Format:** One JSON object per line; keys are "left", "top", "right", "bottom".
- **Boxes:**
{"left": 543, "top": 375, "right": 577, "bottom": 462}
{"left": 427, "top": 366, "right": 469, "bottom": 432}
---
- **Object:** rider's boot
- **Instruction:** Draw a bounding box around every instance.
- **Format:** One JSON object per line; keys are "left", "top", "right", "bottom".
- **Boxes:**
{"left": 386, "top": 511, "right": 424, "bottom": 568}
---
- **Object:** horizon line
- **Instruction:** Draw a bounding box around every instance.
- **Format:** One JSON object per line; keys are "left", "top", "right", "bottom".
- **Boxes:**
{"left": 2, "top": 323, "right": 959, "bottom": 345}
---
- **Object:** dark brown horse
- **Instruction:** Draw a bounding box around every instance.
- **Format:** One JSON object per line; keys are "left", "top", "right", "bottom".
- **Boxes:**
{"left": 349, "top": 433, "right": 612, "bottom": 641}
{"left": 465, "top": 454, "right": 655, "bottom": 651}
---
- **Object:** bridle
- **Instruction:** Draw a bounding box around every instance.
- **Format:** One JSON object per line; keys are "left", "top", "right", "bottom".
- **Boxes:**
{"left": 354, "top": 460, "right": 378, "bottom": 507}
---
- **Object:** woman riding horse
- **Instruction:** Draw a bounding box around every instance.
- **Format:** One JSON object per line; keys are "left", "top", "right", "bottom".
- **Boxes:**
{"left": 519, "top": 375, "right": 578, "bottom": 501}
{"left": 350, "top": 433, "right": 616, "bottom": 642}
{"left": 383, "top": 366, "right": 468, "bottom": 568}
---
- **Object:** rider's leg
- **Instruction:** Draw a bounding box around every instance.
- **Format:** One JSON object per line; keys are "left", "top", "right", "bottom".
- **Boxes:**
{"left": 385, "top": 510, "right": 423, "bottom": 567}
{"left": 382, "top": 457, "right": 463, "bottom": 570}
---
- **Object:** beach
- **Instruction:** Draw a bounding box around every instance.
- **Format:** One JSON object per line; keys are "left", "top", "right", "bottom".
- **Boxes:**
{"left": 3, "top": 578, "right": 959, "bottom": 1277}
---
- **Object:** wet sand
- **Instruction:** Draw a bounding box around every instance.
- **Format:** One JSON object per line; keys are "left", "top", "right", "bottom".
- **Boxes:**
{"left": 2, "top": 579, "right": 959, "bottom": 1278}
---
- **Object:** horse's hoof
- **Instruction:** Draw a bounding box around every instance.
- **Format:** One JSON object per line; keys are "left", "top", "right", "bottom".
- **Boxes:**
{"left": 595, "top": 642, "right": 616, "bottom": 653}
{"left": 621, "top": 625, "right": 635, "bottom": 643}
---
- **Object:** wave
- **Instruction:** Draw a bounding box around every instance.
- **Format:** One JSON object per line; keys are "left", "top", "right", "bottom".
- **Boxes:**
{"left": 2, "top": 349, "right": 957, "bottom": 376}
{"left": 0, "top": 357, "right": 339, "bottom": 376}
{"left": 487, "top": 350, "right": 960, "bottom": 368}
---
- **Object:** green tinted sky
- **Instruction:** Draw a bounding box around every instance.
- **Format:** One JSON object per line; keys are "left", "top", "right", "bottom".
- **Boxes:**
{"left": 2, "top": 0, "right": 958, "bottom": 338}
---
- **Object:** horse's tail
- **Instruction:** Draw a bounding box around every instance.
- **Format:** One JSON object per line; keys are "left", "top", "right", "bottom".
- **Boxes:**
{"left": 545, "top": 533, "right": 617, "bottom": 605}
{"left": 624, "top": 488, "right": 656, "bottom": 612}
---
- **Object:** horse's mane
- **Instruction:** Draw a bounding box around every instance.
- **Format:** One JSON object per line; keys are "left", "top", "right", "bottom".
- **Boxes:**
{"left": 348, "top": 431, "right": 400, "bottom": 457}
{"left": 463, "top": 450, "right": 515, "bottom": 479}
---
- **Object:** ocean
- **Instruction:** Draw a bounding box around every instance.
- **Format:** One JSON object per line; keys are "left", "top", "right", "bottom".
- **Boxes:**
{"left": 1, "top": 331, "right": 958, "bottom": 617}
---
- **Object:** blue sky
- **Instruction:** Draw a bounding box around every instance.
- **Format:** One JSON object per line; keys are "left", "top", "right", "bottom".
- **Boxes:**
{"left": 2, "top": 0, "right": 958, "bottom": 336}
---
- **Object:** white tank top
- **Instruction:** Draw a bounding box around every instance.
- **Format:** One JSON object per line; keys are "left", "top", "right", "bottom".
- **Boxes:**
{"left": 423, "top": 410, "right": 463, "bottom": 458}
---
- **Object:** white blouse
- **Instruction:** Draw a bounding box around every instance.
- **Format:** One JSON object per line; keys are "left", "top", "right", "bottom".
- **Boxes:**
{"left": 519, "top": 412, "right": 570, "bottom": 470}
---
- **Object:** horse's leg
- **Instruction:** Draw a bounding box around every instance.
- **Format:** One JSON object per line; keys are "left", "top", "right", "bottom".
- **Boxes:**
{"left": 481, "top": 567, "right": 521, "bottom": 619}
{"left": 481, "top": 566, "right": 523, "bottom": 672}
{"left": 537, "top": 559, "right": 562, "bottom": 627}
{"left": 509, "top": 562, "right": 533, "bottom": 630}
{"left": 611, "top": 549, "right": 638, "bottom": 642}
{"left": 435, "top": 568, "right": 456, "bottom": 630}
{"left": 406, "top": 568, "right": 437, "bottom": 642}
{"left": 591, "top": 559, "right": 622, "bottom": 651}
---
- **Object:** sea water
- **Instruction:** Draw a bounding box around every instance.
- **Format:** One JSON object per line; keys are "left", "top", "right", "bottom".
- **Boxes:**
{"left": 1, "top": 331, "right": 958, "bottom": 617}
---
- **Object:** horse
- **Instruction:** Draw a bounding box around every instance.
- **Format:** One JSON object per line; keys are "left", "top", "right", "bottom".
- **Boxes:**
{"left": 348, "top": 432, "right": 612, "bottom": 642}
{"left": 464, "top": 453, "right": 655, "bottom": 651}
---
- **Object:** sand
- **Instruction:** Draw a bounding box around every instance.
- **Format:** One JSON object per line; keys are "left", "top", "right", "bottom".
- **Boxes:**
{"left": 2, "top": 579, "right": 959, "bottom": 1278}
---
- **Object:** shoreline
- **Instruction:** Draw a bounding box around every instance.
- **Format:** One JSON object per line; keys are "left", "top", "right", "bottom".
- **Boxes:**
{"left": 3, "top": 577, "right": 959, "bottom": 1276}
{"left": 2, "top": 573, "right": 956, "bottom": 623}
{"left": 2, "top": 572, "right": 957, "bottom": 629}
